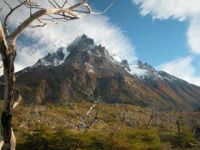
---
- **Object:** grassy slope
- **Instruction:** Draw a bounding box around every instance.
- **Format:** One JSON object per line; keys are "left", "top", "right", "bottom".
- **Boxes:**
{"left": 0, "top": 101, "right": 199, "bottom": 150}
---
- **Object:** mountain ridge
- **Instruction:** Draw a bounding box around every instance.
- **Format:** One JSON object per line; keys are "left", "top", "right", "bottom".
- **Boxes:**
{"left": 2, "top": 34, "right": 200, "bottom": 111}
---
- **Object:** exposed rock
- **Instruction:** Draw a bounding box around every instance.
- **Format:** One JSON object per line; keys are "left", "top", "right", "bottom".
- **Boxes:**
{"left": 4, "top": 34, "right": 199, "bottom": 111}
{"left": 121, "top": 60, "right": 131, "bottom": 72}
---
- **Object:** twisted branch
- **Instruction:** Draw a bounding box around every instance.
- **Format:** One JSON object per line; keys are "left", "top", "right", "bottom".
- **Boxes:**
{"left": 8, "top": 0, "right": 92, "bottom": 40}
{"left": 70, "top": 97, "right": 101, "bottom": 131}
{"left": 3, "top": 1, "right": 27, "bottom": 36}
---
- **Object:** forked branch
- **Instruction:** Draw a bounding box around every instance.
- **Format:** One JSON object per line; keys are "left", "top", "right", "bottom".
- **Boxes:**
{"left": 0, "top": 21, "right": 8, "bottom": 53}
{"left": 70, "top": 98, "right": 101, "bottom": 131}
{"left": 4, "top": 0, "right": 114, "bottom": 41}
{"left": 3, "top": 0, "right": 27, "bottom": 36}
{"left": 8, "top": 0, "right": 92, "bottom": 40}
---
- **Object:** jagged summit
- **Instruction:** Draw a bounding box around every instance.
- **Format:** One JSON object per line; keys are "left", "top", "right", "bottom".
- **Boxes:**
{"left": 67, "top": 34, "right": 95, "bottom": 52}
{"left": 13, "top": 35, "right": 200, "bottom": 111}
{"left": 31, "top": 34, "right": 157, "bottom": 78}
{"left": 29, "top": 34, "right": 195, "bottom": 85}
{"left": 32, "top": 34, "right": 115, "bottom": 68}
{"left": 30, "top": 34, "right": 195, "bottom": 84}
{"left": 32, "top": 47, "right": 67, "bottom": 68}
{"left": 137, "top": 60, "right": 156, "bottom": 72}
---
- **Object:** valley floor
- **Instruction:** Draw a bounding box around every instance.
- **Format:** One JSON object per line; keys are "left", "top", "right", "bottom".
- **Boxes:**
{"left": 1, "top": 101, "right": 200, "bottom": 150}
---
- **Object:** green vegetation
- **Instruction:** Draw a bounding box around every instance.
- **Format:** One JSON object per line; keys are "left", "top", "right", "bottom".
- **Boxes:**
{"left": 0, "top": 101, "right": 198, "bottom": 150}
{"left": 17, "top": 127, "right": 162, "bottom": 150}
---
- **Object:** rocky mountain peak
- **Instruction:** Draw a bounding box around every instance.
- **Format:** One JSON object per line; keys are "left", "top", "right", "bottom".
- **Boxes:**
{"left": 120, "top": 60, "right": 131, "bottom": 72}
{"left": 32, "top": 47, "right": 67, "bottom": 68}
{"left": 32, "top": 34, "right": 116, "bottom": 69}
{"left": 67, "top": 34, "right": 95, "bottom": 53}
{"left": 30, "top": 34, "right": 171, "bottom": 81}
{"left": 137, "top": 60, "right": 156, "bottom": 72}
{"left": 65, "top": 35, "right": 115, "bottom": 67}
{"left": 13, "top": 34, "right": 200, "bottom": 111}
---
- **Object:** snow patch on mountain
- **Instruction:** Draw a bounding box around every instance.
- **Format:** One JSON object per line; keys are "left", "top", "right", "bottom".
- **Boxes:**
{"left": 30, "top": 34, "right": 179, "bottom": 84}
{"left": 129, "top": 64, "right": 148, "bottom": 76}
{"left": 32, "top": 47, "right": 69, "bottom": 68}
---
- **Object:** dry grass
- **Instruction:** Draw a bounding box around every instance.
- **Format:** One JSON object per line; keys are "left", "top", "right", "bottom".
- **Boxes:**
{"left": 0, "top": 101, "right": 199, "bottom": 149}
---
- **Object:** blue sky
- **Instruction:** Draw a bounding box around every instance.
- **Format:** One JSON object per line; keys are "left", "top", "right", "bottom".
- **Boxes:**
{"left": 94, "top": 0, "right": 190, "bottom": 66}
{"left": 91, "top": 0, "right": 200, "bottom": 85}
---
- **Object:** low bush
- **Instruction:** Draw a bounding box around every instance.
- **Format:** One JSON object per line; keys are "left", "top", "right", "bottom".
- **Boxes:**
{"left": 17, "top": 126, "right": 162, "bottom": 150}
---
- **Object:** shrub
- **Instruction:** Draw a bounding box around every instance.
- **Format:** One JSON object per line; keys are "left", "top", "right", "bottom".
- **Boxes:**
{"left": 17, "top": 126, "right": 162, "bottom": 150}
{"left": 171, "top": 131, "right": 195, "bottom": 148}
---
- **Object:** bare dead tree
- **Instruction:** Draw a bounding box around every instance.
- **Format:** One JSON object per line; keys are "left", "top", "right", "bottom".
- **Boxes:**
{"left": 0, "top": 81, "right": 21, "bottom": 150}
{"left": 119, "top": 111, "right": 126, "bottom": 125}
{"left": 176, "top": 116, "right": 184, "bottom": 134}
{"left": 0, "top": 0, "right": 113, "bottom": 149}
{"left": 117, "top": 109, "right": 140, "bottom": 128}
{"left": 146, "top": 105, "right": 156, "bottom": 128}
{"left": 0, "top": 56, "right": 3, "bottom": 69}
{"left": 69, "top": 96, "right": 101, "bottom": 132}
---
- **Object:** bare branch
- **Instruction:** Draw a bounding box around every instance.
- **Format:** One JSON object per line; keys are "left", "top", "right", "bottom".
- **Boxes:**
{"left": 12, "top": 91, "right": 22, "bottom": 109}
{"left": 73, "top": 0, "right": 114, "bottom": 15}
{"left": 48, "top": 0, "right": 57, "bottom": 8}
{"left": 86, "top": 100, "right": 100, "bottom": 116}
{"left": 62, "top": 0, "right": 68, "bottom": 8}
{"left": 9, "top": 1, "right": 90, "bottom": 40}
{"left": 0, "top": 56, "right": 2, "bottom": 68}
{"left": 0, "top": 141, "right": 3, "bottom": 150}
{"left": 2, "top": 0, "right": 12, "bottom": 10}
{"left": 52, "top": 0, "right": 61, "bottom": 8}
{"left": 69, "top": 95, "right": 101, "bottom": 132}
{"left": 90, "top": 1, "right": 114, "bottom": 15}
{"left": 4, "top": 1, "right": 27, "bottom": 36}
{"left": 22, "top": 0, "right": 42, "bottom": 9}
{"left": 29, "top": 24, "right": 46, "bottom": 28}
{"left": 7, "top": 0, "right": 114, "bottom": 40}
{"left": 54, "top": 13, "right": 77, "bottom": 19}
{"left": 83, "top": 3, "right": 91, "bottom": 13}
{"left": 68, "top": 11, "right": 79, "bottom": 19}
{"left": 28, "top": 0, "right": 32, "bottom": 16}
{"left": 0, "top": 21, "right": 8, "bottom": 53}
{"left": 9, "top": 9, "right": 46, "bottom": 40}
{"left": 70, "top": 104, "right": 87, "bottom": 128}
{"left": 68, "top": 1, "right": 83, "bottom": 10}
{"left": 29, "top": 18, "right": 47, "bottom": 28}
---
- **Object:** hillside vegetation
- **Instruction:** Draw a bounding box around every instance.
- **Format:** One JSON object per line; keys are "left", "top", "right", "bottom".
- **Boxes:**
{"left": 9, "top": 35, "right": 200, "bottom": 111}
{"left": 0, "top": 101, "right": 198, "bottom": 150}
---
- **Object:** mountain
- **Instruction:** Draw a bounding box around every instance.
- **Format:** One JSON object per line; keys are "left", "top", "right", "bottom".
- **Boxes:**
{"left": 9, "top": 34, "right": 200, "bottom": 111}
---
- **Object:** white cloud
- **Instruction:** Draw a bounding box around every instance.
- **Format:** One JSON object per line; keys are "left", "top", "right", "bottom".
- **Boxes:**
{"left": 0, "top": 0, "right": 136, "bottom": 73}
{"left": 15, "top": 46, "right": 46, "bottom": 70}
{"left": 158, "top": 56, "right": 200, "bottom": 86}
{"left": 187, "top": 17, "right": 200, "bottom": 54}
{"left": 132, "top": 0, "right": 200, "bottom": 20}
{"left": 21, "top": 15, "right": 136, "bottom": 63}
{"left": 132, "top": 0, "right": 200, "bottom": 85}
{"left": 132, "top": 0, "right": 200, "bottom": 54}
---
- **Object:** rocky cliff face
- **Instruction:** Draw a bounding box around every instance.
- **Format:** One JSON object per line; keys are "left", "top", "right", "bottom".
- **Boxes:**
{"left": 10, "top": 34, "right": 200, "bottom": 111}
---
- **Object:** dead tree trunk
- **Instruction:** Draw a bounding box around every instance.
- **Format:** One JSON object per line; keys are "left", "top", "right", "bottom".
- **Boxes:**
{"left": 0, "top": 22, "right": 17, "bottom": 150}
{"left": 1, "top": 53, "right": 16, "bottom": 150}
{"left": 0, "top": 1, "right": 112, "bottom": 149}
